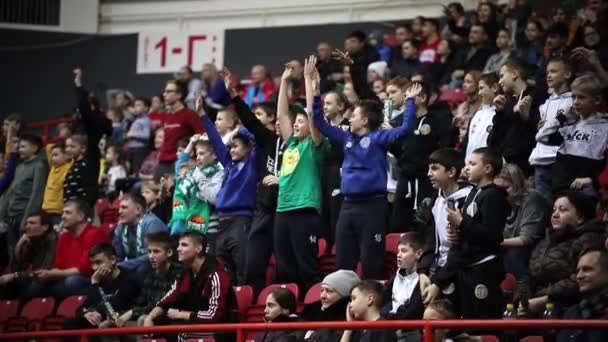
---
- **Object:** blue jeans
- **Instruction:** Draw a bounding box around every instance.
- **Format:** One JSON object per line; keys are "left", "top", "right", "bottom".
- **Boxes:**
{"left": 503, "top": 246, "right": 532, "bottom": 280}
{"left": 534, "top": 165, "right": 553, "bottom": 203}
{"left": 25, "top": 275, "right": 90, "bottom": 300}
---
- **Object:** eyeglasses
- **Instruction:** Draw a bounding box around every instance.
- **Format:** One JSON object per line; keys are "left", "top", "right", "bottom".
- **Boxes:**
{"left": 164, "top": 89, "right": 177, "bottom": 94}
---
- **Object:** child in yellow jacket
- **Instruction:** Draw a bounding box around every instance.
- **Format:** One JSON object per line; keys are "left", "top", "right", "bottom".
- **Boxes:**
{"left": 42, "top": 141, "right": 73, "bottom": 226}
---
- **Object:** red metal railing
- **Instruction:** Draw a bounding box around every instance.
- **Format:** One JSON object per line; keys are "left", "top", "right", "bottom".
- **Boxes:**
{"left": 25, "top": 117, "right": 74, "bottom": 143}
{"left": 1, "top": 319, "right": 607, "bottom": 342}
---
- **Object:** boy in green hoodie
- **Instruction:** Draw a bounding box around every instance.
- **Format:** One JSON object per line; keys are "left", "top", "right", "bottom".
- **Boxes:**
{"left": 0, "top": 133, "right": 48, "bottom": 256}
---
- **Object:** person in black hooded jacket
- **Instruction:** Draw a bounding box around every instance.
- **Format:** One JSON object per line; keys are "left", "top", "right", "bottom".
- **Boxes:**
{"left": 298, "top": 270, "right": 360, "bottom": 342}
{"left": 487, "top": 57, "right": 540, "bottom": 177}
{"left": 255, "top": 288, "right": 299, "bottom": 342}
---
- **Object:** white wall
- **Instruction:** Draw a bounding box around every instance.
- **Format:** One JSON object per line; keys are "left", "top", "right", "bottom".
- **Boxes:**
{"left": 99, "top": 0, "right": 451, "bottom": 34}
{"left": 0, "top": 0, "right": 98, "bottom": 34}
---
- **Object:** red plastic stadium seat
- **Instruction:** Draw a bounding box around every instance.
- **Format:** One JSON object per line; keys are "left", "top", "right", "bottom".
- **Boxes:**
{"left": 520, "top": 337, "right": 544, "bottom": 342}
{"left": 141, "top": 339, "right": 168, "bottom": 342}
{"left": 480, "top": 336, "right": 499, "bottom": 342}
{"left": 184, "top": 339, "right": 216, "bottom": 342}
{"left": 318, "top": 238, "right": 328, "bottom": 256}
{"left": 6, "top": 297, "right": 55, "bottom": 332}
{"left": 233, "top": 286, "right": 253, "bottom": 321}
{"left": 0, "top": 299, "right": 20, "bottom": 332}
{"left": 385, "top": 233, "right": 403, "bottom": 254}
{"left": 501, "top": 273, "right": 517, "bottom": 294}
{"left": 304, "top": 283, "right": 322, "bottom": 305}
{"left": 42, "top": 295, "right": 87, "bottom": 330}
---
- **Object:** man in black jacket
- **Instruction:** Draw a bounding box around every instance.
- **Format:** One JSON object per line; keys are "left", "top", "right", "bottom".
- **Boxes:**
{"left": 63, "top": 243, "right": 139, "bottom": 332}
{"left": 557, "top": 248, "right": 608, "bottom": 342}
{"left": 336, "top": 31, "right": 380, "bottom": 100}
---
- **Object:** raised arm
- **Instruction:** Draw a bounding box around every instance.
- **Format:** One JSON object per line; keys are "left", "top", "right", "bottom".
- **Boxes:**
{"left": 304, "top": 55, "right": 323, "bottom": 146}
{"left": 374, "top": 83, "right": 421, "bottom": 146}
{"left": 278, "top": 64, "right": 294, "bottom": 141}
{"left": 223, "top": 67, "right": 275, "bottom": 146}
{"left": 195, "top": 93, "right": 230, "bottom": 166}
{"left": 312, "top": 96, "right": 347, "bottom": 146}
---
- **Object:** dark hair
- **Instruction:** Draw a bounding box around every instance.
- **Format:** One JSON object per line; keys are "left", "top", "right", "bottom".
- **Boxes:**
{"left": 122, "top": 192, "right": 148, "bottom": 212}
{"left": 180, "top": 231, "right": 207, "bottom": 256}
{"left": 89, "top": 242, "right": 116, "bottom": 258}
{"left": 428, "top": 148, "right": 465, "bottom": 179}
{"left": 252, "top": 103, "right": 277, "bottom": 120}
{"left": 232, "top": 134, "right": 254, "bottom": 149}
{"left": 414, "top": 81, "right": 433, "bottom": 106}
{"left": 176, "top": 137, "right": 189, "bottom": 149}
{"left": 395, "top": 23, "right": 412, "bottom": 33}
{"left": 579, "top": 248, "right": 608, "bottom": 272}
{"left": 424, "top": 18, "right": 440, "bottom": 31}
{"left": 546, "top": 23, "right": 569, "bottom": 39}
{"left": 25, "top": 211, "right": 52, "bottom": 229}
{"left": 166, "top": 79, "right": 188, "bottom": 102}
{"left": 472, "top": 147, "right": 503, "bottom": 177}
{"left": 135, "top": 97, "right": 151, "bottom": 108}
{"left": 181, "top": 65, "right": 194, "bottom": 75}
{"left": 105, "top": 144, "right": 126, "bottom": 165}
{"left": 426, "top": 299, "right": 456, "bottom": 319}
{"left": 403, "top": 38, "right": 422, "bottom": 50}
{"left": 471, "top": 21, "right": 490, "bottom": 36}
{"left": 145, "top": 231, "right": 174, "bottom": 250}
{"left": 555, "top": 191, "right": 597, "bottom": 223}
{"left": 398, "top": 232, "right": 425, "bottom": 251}
{"left": 479, "top": 72, "right": 499, "bottom": 87}
{"left": 356, "top": 99, "right": 383, "bottom": 131}
{"left": 51, "top": 140, "right": 67, "bottom": 152}
{"left": 501, "top": 57, "right": 530, "bottom": 80}
{"left": 269, "top": 288, "right": 297, "bottom": 314}
{"left": 18, "top": 133, "right": 43, "bottom": 151}
{"left": 64, "top": 199, "right": 93, "bottom": 220}
{"left": 351, "top": 280, "right": 384, "bottom": 307}
{"left": 448, "top": 2, "right": 464, "bottom": 13}
{"left": 346, "top": 30, "right": 367, "bottom": 42}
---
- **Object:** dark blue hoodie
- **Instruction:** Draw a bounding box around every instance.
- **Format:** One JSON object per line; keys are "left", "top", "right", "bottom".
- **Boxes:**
{"left": 201, "top": 115, "right": 261, "bottom": 217}
{"left": 312, "top": 96, "right": 416, "bottom": 200}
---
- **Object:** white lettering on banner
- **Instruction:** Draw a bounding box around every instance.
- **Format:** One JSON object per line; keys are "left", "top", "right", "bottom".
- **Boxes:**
{"left": 137, "top": 31, "right": 225, "bottom": 74}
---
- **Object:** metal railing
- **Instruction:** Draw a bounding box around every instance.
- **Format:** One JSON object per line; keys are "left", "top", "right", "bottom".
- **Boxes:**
{"left": 1, "top": 319, "right": 607, "bottom": 342}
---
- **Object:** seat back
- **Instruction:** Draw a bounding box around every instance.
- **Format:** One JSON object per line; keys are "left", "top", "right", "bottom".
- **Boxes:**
{"left": 480, "top": 336, "right": 499, "bottom": 342}
{"left": 233, "top": 286, "right": 253, "bottom": 320}
{"left": 21, "top": 297, "right": 56, "bottom": 320}
{"left": 0, "top": 300, "right": 19, "bottom": 322}
{"left": 256, "top": 283, "right": 299, "bottom": 305}
{"left": 56, "top": 295, "right": 87, "bottom": 318}
{"left": 520, "top": 337, "right": 544, "bottom": 342}
{"left": 304, "top": 283, "right": 322, "bottom": 305}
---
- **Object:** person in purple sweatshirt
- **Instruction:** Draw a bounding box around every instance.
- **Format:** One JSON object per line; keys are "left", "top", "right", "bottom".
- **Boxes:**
{"left": 308, "top": 53, "right": 422, "bottom": 279}
{"left": 195, "top": 93, "right": 262, "bottom": 285}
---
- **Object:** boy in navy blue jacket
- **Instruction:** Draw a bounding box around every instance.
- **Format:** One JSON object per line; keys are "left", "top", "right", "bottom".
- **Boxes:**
{"left": 312, "top": 61, "right": 422, "bottom": 279}
{"left": 195, "top": 94, "right": 262, "bottom": 285}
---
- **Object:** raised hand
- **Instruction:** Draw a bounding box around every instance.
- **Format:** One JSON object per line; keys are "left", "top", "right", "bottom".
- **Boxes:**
{"left": 303, "top": 55, "right": 318, "bottom": 79}
{"left": 194, "top": 91, "right": 205, "bottom": 116}
{"left": 222, "top": 66, "right": 238, "bottom": 98}
{"left": 493, "top": 94, "right": 506, "bottom": 111}
{"left": 281, "top": 63, "right": 295, "bottom": 82}
{"left": 73, "top": 67, "right": 83, "bottom": 87}
{"left": 514, "top": 95, "right": 532, "bottom": 118}
{"left": 405, "top": 83, "right": 423, "bottom": 99}
{"left": 332, "top": 49, "right": 353, "bottom": 65}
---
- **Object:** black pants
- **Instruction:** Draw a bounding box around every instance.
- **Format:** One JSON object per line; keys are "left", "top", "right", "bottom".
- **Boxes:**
{"left": 63, "top": 314, "right": 99, "bottom": 342}
{"left": 216, "top": 216, "right": 251, "bottom": 285}
{"left": 335, "top": 197, "right": 387, "bottom": 279}
{"left": 245, "top": 208, "right": 274, "bottom": 295}
{"left": 456, "top": 257, "right": 505, "bottom": 319}
{"left": 127, "top": 146, "right": 150, "bottom": 175}
{"left": 321, "top": 165, "right": 343, "bottom": 249}
{"left": 274, "top": 209, "right": 321, "bottom": 292}
{"left": 390, "top": 176, "right": 434, "bottom": 233}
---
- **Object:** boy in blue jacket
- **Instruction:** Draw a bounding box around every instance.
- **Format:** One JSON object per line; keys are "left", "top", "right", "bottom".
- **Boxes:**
{"left": 311, "top": 55, "right": 422, "bottom": 279}
{"left": 195, "top": 94, "right": 261, "bottom": 285}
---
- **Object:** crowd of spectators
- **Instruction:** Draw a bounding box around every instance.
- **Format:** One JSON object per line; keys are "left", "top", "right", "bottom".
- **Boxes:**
{"left": 1, "top": 0, "right": 608, "bottom": 341}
